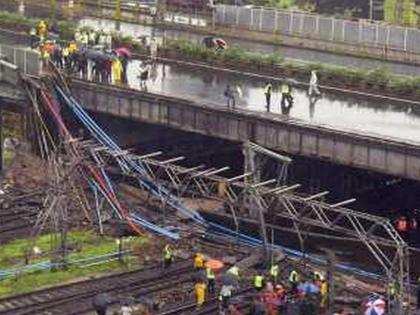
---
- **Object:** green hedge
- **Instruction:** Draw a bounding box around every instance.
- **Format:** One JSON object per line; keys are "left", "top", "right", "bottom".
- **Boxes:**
{"left": 0, "top": 11, "right": 75, "bottom": 40}
{"left": 164, "top": 39, "right": 420, "bottom": 96}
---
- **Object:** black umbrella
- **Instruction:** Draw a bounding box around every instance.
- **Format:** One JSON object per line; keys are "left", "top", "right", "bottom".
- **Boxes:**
{"left": 92, "top": 293, "right": 110, "bottom": 309}
{"left": 85, "top": 49, "right": 105, "bottom": 60}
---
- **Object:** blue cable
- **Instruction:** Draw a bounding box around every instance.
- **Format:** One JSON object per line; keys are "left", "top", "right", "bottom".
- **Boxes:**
{"left": 53, "top": 84, "right": 390, "bottom": 281}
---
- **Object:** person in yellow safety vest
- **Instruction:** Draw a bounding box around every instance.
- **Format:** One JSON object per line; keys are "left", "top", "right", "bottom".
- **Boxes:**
{"left": 194, "top": 253, "right": 205, "bottom": 269}
{"left": 42, "top": 49, "right": 51, "bottom": 71}
{"left": 111, "top": 58, "right": 123, "bottom": 85}
{"left": 269, "top": 264, "right": 279, "bottom": 283}
{"left": 163, "top": 244, "right": 173, "bottom": 269}
{"left": 264, "top": 82, "right": 273, "bottom": 113}
{"left": 280, "top": 81, "right": 293, "bottom": 108}
{"left": 37, "top": 20, "right": 47, "bottom": 41}
{"left": 253, "top": 271, "right": 265, "bottom": 291}
{"left": 194, "top": 280, "right": 206, "bottom": 308}
{"left": 206, "top": 267, "right": 216, "bottom": 294}
{"left": 289, "top": 270, "right": 299, "bottom": 294}
{"left": 388, "top": 282, "right": 397, "bottom": 303}
{"left": 68, "top": 41, "right": 78, "bottom": 54}
{"left": 74, "top": 30, "right": 81, "bottom": 43}
{"left": 319, "top": 279, "right": 328, "bottom": 311}
{"left": 80, "top": 32, "right": 89, "bottom": 47}
{"left": 227, "top": 265, "right": 240, "bottom": 278}
{"left": 88, "top": 31, "right": 97, "bottom": 47}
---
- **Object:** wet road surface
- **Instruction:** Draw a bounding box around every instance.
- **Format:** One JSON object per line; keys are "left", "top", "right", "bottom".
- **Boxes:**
{"left": 113, "top": 59, "right": 420, "bottom": 143}
{"left": 80, "top": 17, "right": 420, "bottom": 76}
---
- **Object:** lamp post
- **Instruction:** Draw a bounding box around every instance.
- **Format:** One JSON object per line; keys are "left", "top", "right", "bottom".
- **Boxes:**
{"left": 115, "top": 0, "right": 121, "bottom": 31}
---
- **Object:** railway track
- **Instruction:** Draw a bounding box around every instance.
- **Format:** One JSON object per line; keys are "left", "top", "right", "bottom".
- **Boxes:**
{"left": 0, "top": 232, "right": 251, "bottom": 315}
{"left": 158, "top": 288, "right": 252, "bottom": 315}
{"left": 0, "top": 205, "right": 39, "bottom": 243}
{"left": 0, "top": 260, "right": 193, "bottom": 315}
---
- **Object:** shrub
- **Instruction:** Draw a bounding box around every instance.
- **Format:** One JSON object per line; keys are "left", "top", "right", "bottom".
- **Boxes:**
{"left": 365, "top": 67, "right": 391, "bottom": 86}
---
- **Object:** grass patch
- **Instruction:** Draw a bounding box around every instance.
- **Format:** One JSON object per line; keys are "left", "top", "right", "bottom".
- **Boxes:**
{"left": 0, "top": 230, "right": 148, "bottom": 297}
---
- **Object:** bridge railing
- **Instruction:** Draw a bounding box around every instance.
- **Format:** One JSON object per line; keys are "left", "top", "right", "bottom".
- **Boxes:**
{"left": 0, "top": 44, "right": 40, "bottom": 76}
{"left": 215, "top": 5, "right": 420, "bottom": 54}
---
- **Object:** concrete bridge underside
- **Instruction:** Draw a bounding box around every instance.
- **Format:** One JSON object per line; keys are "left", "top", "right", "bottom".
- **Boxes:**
{"left": 70, "top": 80, "right": 420, "bottom": 182}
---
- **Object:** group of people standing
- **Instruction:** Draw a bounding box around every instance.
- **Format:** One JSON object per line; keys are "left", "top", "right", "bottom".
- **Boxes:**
{"left": 263, "top": 80, "right": 294, "bottom": 113}
{"left": 39, "top": 28, "right": 130, "bottom": 86}
{"left": 163, "top": 244, "right": 334, "bottom": 315}
{"left": 248, "top": 268, "right": 331, "bottom": 315}
{"left": 224, "top": 70, "right": 321, "bottom": 115}
{"left": 33, "top": 21, "right": 143, "bottom": 86}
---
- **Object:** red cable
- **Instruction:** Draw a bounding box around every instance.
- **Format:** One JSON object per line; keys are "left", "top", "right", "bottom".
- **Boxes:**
{"left": 39, "top": 90, "right": 71, "bottom": 137}
{"left": 37, "top": 88, "right": 144, "bottom": 236}
{"left": 87, "top": 165, "right": 144, "bottom": 236}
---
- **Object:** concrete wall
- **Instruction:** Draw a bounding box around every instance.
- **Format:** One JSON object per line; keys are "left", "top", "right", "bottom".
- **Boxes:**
{"left": 71, "top": 80, "right": 420, "bottom": 182}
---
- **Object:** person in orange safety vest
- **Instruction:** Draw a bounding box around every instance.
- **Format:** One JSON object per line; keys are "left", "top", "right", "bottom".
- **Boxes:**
{"left": 397, "top": 216, "right": 408, "bottom": 232}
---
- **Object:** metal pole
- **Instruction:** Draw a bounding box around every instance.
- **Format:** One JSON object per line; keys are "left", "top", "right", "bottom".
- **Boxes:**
{"left": 324, "top": 249, "right": 336, "bottom": 314}
{"left": 369, "top": 0, "right": 373, "bottom": 20}
{"left": 118, "top": 236, "right": 123, "bottom": 262}
{"left": 115, "top": 0, "right": 121, "bottom": 31}
{"left": 50, "top": 0, "right": 56, "bottom": 21}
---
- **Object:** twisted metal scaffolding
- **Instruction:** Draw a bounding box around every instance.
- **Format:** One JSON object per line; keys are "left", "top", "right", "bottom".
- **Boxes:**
{"left": 94, "top": 143, "right": 410, "bottom": 313}
{"left": 19, "top": 67, "right": 411, "bottom": 314}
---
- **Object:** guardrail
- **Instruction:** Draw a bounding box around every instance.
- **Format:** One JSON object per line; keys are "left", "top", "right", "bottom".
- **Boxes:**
{"left": 215, "top": 5, "right": 420, "bottom": 54}
{"left": 0, "top": 250, "right": 131, "bottom": 280}
{"left": 0, "top": 44, "right": 40, "bottom": 76}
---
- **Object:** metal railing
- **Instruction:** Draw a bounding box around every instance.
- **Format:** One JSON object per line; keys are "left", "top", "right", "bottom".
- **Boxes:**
{"left": 0, "top": 44, "right": 40, "bottom": 76}
{"left": 215, "top": 5, "right": 420, "bottom": 54}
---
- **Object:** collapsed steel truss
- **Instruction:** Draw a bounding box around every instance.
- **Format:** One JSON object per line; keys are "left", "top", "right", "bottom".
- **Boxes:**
{"left": 20, "top": 69, "right": 410, "bottom": 313}
{"left": 82, "top": 140, "right": 410, "bottom": 314}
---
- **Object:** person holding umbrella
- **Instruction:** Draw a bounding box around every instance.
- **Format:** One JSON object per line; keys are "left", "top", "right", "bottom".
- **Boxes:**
{"left": 219, "top": 284, "right": 234, "bottom": 314}
{"left": 114, "top": 47, "right": 131, "bottom": 83}
{"left": 205, "top": 258, "right": 224, "bottom": 295}
{"left": 92, "top": 292, "right": 110, "bottom": 315}
{"left": 111, "top": 54, "right": 123, "bottom": 85}
{"left": 363, "top": 294, "right": 386, "bottom": 315}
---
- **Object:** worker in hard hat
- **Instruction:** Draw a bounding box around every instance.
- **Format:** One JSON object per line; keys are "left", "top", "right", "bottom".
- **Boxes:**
{"left": 289, "top": 269, "right": 299, "bottom": 294}
{"left": 194, "top": 252, "right": 205, "bottom": 270}
{"left": 163, "top": 243, "right": 173, "bottom": 269}
{"left": 253, "top": 270, "right": 265, "bottom": 292}
{"left": 269, "top": 263, "right": 279, "bottom": 284}
{"left": 206, "top": 267, "right": 216, "bottom": 294}
{"left": 37, "top": 20, "right": 48, "bottom": 41}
